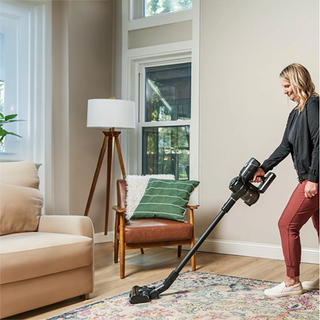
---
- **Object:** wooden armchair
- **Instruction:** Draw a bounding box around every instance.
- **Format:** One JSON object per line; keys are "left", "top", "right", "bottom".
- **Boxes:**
{"left": 113, "top": 179, "right": 198, "bottom": 279}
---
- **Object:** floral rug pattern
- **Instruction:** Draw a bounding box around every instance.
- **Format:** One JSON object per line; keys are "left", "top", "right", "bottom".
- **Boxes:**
{"left": 48, "top": 271, "right": 319, "bottom": 320}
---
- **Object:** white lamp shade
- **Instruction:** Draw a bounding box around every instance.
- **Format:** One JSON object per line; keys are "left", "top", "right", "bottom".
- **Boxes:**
{"left": 87, "top": 99, "right": 135, "bottom": 129}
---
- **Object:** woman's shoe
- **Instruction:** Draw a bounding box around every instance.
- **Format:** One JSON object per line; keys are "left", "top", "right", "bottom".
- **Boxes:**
{"left": 302, "top": 279, "right": 319, "bottom": 291}
{"left": 264, "top": 282, "right": 303, "bottom": 298}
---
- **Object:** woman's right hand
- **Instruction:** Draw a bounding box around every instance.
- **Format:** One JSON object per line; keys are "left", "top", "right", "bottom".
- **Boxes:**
{"left": 252, "top": 168, "right": 266, "bottom": 183}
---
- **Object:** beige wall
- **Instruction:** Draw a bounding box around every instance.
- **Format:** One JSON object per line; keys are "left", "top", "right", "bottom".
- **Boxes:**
{"left": 199, "top": 0, "right": 319, "bottom": 249}
{"left": 50, "top": 0, "right": 319, "bottom": 255}
{"left": 52, "top": 0, "right": 115, "bottom": 234}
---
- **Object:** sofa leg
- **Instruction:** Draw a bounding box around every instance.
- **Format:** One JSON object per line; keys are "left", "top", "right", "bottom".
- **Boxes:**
{"left": 81, "top": 294, "right": 90, "bottom": 300}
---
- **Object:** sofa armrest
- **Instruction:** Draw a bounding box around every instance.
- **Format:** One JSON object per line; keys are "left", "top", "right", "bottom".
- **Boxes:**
{"left": 38, "top": 215, "right": 94, "bottom": 239}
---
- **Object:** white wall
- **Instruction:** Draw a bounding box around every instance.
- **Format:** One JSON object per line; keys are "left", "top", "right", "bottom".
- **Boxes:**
{"left": 198, "top": 0, "right": 319, "bottom": 260}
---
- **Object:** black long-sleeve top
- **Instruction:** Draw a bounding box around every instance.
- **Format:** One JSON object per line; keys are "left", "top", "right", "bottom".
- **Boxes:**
{"left": 261, "top": 95, "right": 319, "bottom": 183}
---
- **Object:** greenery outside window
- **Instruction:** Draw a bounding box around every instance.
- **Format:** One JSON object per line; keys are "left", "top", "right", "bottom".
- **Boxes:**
{"left": 142, "top": 125, "right": 190, "bottom": 179}
{"left": 144, "top": 0, "right": 192, "bottom": 17}
{"left": 141, "top": 62, "right": 191, "bottom": 180}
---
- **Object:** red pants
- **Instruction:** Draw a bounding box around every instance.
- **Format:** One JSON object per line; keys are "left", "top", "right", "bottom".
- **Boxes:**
{"left": 278, "top": 180, "right": 319, "bottom": 278}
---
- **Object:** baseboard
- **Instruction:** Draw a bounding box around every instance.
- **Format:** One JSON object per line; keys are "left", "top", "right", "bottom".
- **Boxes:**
{"left": 195, "top": 238, "right": 319, "bottom": 264}
{"left": 94, "top": 231, "right": 114, "bottom": 244}
{"left": 94, "top": 232, "right": 319, "bottom": 264}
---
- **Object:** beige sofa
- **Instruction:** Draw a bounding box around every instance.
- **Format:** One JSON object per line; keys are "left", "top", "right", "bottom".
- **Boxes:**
{"left": 0, "top": 161, "right": 94, "bottom": 319}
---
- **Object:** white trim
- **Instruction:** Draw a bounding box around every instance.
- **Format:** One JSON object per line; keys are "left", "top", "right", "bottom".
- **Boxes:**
{"left": 140, "top": 120, "right": 192, "bottom": 128}
{"left": 195, "top": 238, "right": 319, "bottom": 264}
{"left": 127, "top": 41, "right": 193, "bottom": 60}
{"left": 95, "top": 233, "right": 319, "bottom": 264}
{"left": 94, "top": 231, "right": 114, "bottom": 244}
{"left": 189, "top": 0, "right": 200, "bottom": 195}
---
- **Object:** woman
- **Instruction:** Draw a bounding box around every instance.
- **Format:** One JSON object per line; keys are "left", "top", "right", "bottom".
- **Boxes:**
{"left": 252, "top": 63, "right": 319, "bottom": 298}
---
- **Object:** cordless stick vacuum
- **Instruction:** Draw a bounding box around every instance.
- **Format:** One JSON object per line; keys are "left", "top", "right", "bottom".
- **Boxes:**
{"left": 129, "top": 158, "right": 276, "bottom": 304}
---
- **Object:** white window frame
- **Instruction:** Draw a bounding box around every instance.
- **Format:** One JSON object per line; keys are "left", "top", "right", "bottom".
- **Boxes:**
{"left": 120, "top": 0, "right": 200, "bottom": 202}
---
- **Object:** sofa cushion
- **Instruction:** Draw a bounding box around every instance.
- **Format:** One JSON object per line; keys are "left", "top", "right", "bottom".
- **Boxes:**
{"left": 0, "top": 232, "right": 93, "bottom": 285}
{"left": 0, "top": 161, "right": 40, "bottom": 189}
{"left": 0, "top": 183, "right": 43, "bottom": 236}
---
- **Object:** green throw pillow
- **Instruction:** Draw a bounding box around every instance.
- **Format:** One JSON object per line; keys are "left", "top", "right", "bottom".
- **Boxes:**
{"left": 131, "top": 178, "right": 200, "bottom": 222}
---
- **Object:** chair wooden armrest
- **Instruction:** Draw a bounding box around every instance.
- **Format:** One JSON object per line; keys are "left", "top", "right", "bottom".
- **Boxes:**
{"left": 187, "top": 204, "right": 199, "bottom": 210}
{"left": 112, "top": 205, "right": 126, "bottom": 214}
{"left": 186, "top": 204, "right": 198, "bottom": 227}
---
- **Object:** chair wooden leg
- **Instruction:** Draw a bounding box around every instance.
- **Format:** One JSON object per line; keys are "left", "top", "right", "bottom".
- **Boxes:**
{"left": 178, "top": 245, "right": 182, "bottom": 257}
{"left": 191, "top": 253, "right": 196, "bottom": 271}
{"left": 140, "top": 248, "right": 144, "bottom": 254}
{"left": 114, "top": 240, "right": 119, "bottom": 263}
{"left": 120, "top": 246, "right": 125, "bottom": 279}
{"left": 114, "top": 213, "right": 119, "bottom": 263}
{"left": 190, "top": 229, "right": 196, "bottom": 271}
{"left": 119, "top": 214, "right": 125, "bottom": 279}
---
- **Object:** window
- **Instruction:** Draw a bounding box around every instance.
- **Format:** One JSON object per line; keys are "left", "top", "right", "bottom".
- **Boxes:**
{"left": 130, "top": 0, "right": 193, "bottom": 20}
{"left": 145, "top": 0, "right": 192, "bottom": 17}
{"left": 0, "top": 34, "right": 4, "bottom": 140}
{"left": 124, "top": 0, "right": 200, "bottom": 187}
{"left": 140, "top": 62, "right": 191, "bottom": 180}
{"left": 0, "top": 32, "right": 3, "bottom": 115}
{"left": 0, "top": 1, "right": 49, "bottom": 162}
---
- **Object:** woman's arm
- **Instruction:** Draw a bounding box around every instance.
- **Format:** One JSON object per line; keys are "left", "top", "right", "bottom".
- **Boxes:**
{"left": 306, "top": 98, "right": 319, "bottom": 182}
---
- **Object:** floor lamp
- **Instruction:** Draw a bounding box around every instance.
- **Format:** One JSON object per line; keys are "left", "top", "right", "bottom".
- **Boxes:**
{"left": 84, "top": 99, "right": 135, "bottom": 235}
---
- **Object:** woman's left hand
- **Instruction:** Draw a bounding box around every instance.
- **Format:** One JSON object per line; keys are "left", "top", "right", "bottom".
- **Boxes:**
{"left": 304, "top": 181, "right": 318, "bottom": 198}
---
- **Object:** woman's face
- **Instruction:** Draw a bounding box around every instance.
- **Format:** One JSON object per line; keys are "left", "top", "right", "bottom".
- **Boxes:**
{"left": 280, "top": 78, "right": 299, "bottom": 102}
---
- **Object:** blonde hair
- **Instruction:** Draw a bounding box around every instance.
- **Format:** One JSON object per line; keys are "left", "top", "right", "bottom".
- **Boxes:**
{"left": 279, "top": 63, "right": 319, "bottom": 112}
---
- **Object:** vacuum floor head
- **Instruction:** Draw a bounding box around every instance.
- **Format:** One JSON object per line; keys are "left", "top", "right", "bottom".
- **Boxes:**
{"left": 129, "top": 285, "right": 156, "bottom": 304}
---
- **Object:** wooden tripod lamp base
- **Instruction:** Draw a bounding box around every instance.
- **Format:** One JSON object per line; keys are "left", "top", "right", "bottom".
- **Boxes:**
{"left": 84, "top": 129, "right": 126, "bottom": 235}
{"left": 85, "top": 98, "right": 135, "bottom": 235}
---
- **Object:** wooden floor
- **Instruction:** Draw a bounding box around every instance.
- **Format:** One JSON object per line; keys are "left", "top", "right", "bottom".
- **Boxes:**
{"left": 9, "top": 242, "right": 319, "bottom": 320}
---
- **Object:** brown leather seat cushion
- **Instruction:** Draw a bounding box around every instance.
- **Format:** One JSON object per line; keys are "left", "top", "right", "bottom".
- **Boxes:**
{"left": 124, "top": 219, "right": 193, "bottom": 244}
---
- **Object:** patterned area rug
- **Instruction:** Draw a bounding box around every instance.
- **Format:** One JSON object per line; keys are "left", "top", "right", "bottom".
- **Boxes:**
{"left": 48, "top": 271, "right": 319, "bottom": 320}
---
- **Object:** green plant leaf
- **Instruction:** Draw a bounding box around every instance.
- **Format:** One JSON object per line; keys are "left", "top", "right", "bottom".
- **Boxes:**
{"left": 0, "top": 127, "right": 8, "bottom": 135}
{"left": 7, "top": 132, "right": 23, "bottom": 138}
{"left": 0, "top": 127, "right": 23, "bottom": 140}
{"left": 4, "top": 114, "right": 18, "bottom": 121}
{"left": 0, "top": 113, "right": 24, "bottom": 141}
{"left": 0, "top": 119, "right": 24, "bottom": 125}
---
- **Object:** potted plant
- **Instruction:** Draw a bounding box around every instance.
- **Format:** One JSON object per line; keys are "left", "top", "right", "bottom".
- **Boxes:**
{"left": 0, "top": 113, "right": 23, "bottom": 149}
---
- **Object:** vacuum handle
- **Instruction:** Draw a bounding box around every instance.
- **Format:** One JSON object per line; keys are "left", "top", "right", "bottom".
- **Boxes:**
{"left": 258, "top": 172, "right": 276, "bottom": 194}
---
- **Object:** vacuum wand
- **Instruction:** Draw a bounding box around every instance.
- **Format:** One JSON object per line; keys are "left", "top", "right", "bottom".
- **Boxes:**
{"left": 129, "top": 158, "right": 276, "bottom": 304}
